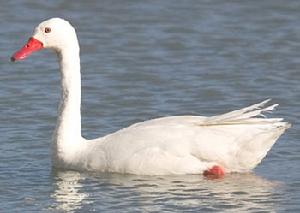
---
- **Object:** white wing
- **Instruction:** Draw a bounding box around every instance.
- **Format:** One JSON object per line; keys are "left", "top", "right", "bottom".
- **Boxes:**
{"left": 84, "top": 100, "right": 290, "bottom": 175}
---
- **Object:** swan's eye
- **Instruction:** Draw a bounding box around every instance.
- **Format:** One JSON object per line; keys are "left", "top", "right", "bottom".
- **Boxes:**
{"left": 45, "top": 27, "right": 51, "bottom": 33}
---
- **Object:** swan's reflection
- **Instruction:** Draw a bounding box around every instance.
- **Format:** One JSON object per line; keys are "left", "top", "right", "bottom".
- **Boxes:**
{"left": 51, "top": 170, "right": 89, "bottom": 212}
{"left": 50, "top": 170, "right": 279, "bottom": 212}
{"left": 99, "top": 173, "right": 279, "bottom": 212}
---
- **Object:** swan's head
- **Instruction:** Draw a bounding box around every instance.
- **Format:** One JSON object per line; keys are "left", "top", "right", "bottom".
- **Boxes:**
{"left": 11, "top": 18, "right": 78, "bottom": 62}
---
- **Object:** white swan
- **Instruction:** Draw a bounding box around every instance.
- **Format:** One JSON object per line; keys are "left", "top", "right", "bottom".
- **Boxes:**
{"left": 11, "top": 18, "right": 290, "bottom": 177}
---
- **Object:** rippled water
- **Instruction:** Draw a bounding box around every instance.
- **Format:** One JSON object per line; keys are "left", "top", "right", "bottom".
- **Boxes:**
{"left": 1, "top": 0, "right": 300, "bottom": 212}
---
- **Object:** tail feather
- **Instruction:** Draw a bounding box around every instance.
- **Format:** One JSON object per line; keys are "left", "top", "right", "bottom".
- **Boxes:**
{"left": 198, "top": 99, "right": 290, "bottom": 172}
{"left": 202, "top": 99, "right": 290, "bottom": 129}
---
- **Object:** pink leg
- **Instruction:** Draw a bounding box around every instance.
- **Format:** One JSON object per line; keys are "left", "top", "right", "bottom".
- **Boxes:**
{"left": 203, "top": 165, "right": 225, "bottom": 178}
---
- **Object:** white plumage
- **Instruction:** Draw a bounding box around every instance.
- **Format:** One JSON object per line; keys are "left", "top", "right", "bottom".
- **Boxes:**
{"left": 11, "top": 18, "right": 290, "bottom": 176}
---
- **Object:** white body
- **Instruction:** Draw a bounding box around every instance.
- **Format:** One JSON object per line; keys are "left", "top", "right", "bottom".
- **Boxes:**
{"left": 26, "top": 18, "right": 291, "bottom": 175}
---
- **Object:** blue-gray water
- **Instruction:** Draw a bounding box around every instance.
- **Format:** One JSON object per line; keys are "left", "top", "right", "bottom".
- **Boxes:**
{"left": 1, "top": 0, "right": 299, "bottom": 212}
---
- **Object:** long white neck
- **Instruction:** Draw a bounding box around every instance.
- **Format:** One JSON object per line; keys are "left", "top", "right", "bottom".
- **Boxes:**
{"left": 53, "top": 41, "right": 83, "bottom": 164}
